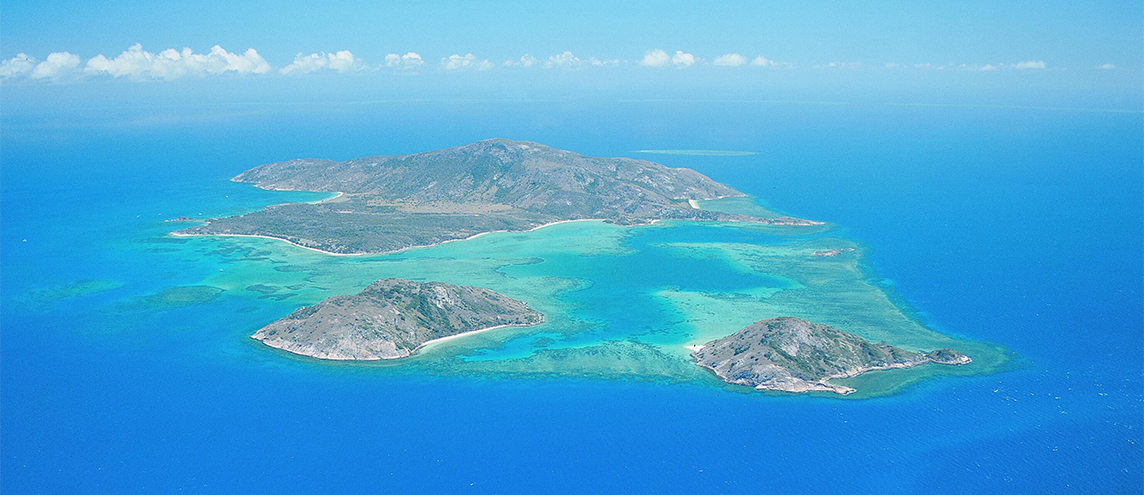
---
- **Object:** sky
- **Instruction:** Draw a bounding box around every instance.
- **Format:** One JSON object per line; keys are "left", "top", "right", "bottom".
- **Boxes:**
{"left": 1, "top": 0, "right": 1141, "bottom": 109}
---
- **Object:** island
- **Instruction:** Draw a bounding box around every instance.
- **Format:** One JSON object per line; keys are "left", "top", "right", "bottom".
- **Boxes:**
{"left": 251, "top": 278, "right": 542, "bottom": 360}
{"left": 691, "top": 317, "right": 971, "bottom": 394}
{"left": 163, "top": 216, "right": 199, "bottom": 223}
{"left": 812, "top": 248, "right": 855, "bottom": 257}
{"left": 175, "top": 139, "right": 820, "bottom": 254}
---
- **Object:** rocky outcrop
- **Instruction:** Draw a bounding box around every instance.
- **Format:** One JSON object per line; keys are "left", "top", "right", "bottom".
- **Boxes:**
{"left": 692, "top": 317, "right": 970, "bottom": 394}
{"left": 252, "top": 278, "right": 542, "bottom": 360}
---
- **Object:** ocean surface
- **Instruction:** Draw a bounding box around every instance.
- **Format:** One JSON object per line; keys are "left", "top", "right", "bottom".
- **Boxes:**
{"left": 2, "top": 100, "right": 1141, "bottom": 493}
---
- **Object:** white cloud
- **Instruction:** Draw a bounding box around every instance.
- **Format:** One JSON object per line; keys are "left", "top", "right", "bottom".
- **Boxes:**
{"left": 85, "top": 44, "right": 270, "bottom": 80}
{"left": 639, "top": 49, "right": 700, "bottom": 68}
{"left": 504, "top": 54, "right": 538, "bottom": 68}
{"left": 671, "top": 51, "right": 698, "bottom": 67}
{"left": 639, "top": 49, "right": 671, "bottom": 67}
{"left": 750, "top": 56, "right": 792, "bottom": 68}
{"left": 1096, "top": 63, "right": 1116, "bottom": 70}
{"left": 536, "top": 51, "right": 620, "bottom": 69}
{"left": 713, "top": 53, "right": 747, "bottom": 67}
{"left": 925, "top": 61, "right": 1046, "bottom": 71}
{"left": 441, "top": 53, "right": 493, "bottom": 71}
{"left": 279, "top": 50, "right": 366, "bottom": 75}
{"left": 384, "top": 52, "right": 424, "bottom": 69}
{"left": 917, "top": 62, "right": 987, "bottom": 71}
{"left": 546, "top": 51, "right": 582, "bottom": 68}
{"left": 818, "top": 61, "right": 861, "bottom": 69}
{"left": 0, "top": 53, "right": 36, "bottom": 79}
{"left": 884, "top": 63, "right": 899, "bottom": 68}
{"left": 29, "top": 52, "right": 82, "bottom": 80}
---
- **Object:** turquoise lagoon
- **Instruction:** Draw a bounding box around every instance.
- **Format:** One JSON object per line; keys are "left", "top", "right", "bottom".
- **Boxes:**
{"left": 173, "top": 207, "right": 1010, "bottom": 393}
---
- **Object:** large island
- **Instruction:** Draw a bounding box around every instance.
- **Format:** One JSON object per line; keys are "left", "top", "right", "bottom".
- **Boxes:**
{"left": 177, "top": 139, "right": 819, "bottom": 254}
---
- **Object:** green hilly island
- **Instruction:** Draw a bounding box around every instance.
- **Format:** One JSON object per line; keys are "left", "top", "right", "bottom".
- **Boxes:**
{"left": 177, "top": 139, "right": 818, "bottom": 254}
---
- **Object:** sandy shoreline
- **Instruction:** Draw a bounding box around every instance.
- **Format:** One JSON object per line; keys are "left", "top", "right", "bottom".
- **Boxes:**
{"left": 170, "top": 218, "right": 612, "bottom": 257}
{"left": 411, "top": 321, "right": 540, "bottom": 355}
{"left": 309, "top": 191, "right": 344, "bottom": 204}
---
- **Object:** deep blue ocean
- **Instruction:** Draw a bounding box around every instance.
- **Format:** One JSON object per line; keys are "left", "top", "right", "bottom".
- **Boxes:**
{"left": 2, "top": 100, "right": 1141, "bottom": 493}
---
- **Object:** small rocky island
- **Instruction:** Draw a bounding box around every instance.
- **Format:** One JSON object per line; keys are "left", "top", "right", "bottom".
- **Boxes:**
{"left": 692, "top": 317, "right": 971, "bottom": 394}
{"left": 252, "top": 278, "right": 542, "bottom": 360}
{"left": 176, "top": 139, "right": 819, "bottom": 254}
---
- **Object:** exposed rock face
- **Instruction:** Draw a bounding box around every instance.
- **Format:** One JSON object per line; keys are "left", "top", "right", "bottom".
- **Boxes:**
{"left": 251, "top": 279, "right": 542, "bottom": 360}
{"left": 178, "top": 139, "right": 819, "bottom": 254}
{"left": 692, "top": 317, "right": 971, "bottom": 394}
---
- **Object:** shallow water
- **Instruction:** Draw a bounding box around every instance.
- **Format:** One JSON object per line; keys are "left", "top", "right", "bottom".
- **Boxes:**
{"left": 2, "top": 101, "right": 1140, "bottom": 493}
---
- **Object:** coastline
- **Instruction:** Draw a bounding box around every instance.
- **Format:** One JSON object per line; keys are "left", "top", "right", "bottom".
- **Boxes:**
{"left": 170, "top": 218, "right": 615, "bottom": 257}
{"left": 169, "top": 231, "right": 370, "bottom": 257}
{"left": 169, "top": 210, "right": 814, "bottom": 257}
{"left": 694, "top": 353, "right": 973, "bottom": 395}
{"left": 170, "top": 188, "right": 803, "bottom": 257}
{"left": 309, "top": 191, "right": 344, "bottom": 204}
{"left": 411, "top": 320, "right": 541, "bottom": 355}
{"left": 252, "top": 321, "right": 542, "bottom": 361}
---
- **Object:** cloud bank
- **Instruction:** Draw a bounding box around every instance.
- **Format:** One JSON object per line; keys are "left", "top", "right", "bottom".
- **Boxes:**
{"left": 1, "top": 45, "right": 272, "bottom": 81}
{"left": 86, "top": 44, "right": 271, "bottom": 80}
{"left": 0, "top": 45, "right": 1083, "bottom": 83}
